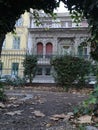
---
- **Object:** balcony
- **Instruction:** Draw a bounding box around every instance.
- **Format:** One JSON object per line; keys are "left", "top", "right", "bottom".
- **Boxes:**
{"left": 37, "top": 54, "right": 53, "bottom": 65}
{"left": 30, "top": 19, "right": 88, "bottom": 29}
{"left": 36, "top": 54, "right": 90, "bottom": 65}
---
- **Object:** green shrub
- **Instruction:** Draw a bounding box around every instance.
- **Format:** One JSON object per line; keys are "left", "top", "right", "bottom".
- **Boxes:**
{"left": 51, "top": 55, "right": 92, "bottom": 89}
{"left": 23, "top": 54, "right": 37, "bottom": 84}
{"left": 0, "top": 82, "right": 6, "bottom": 101}
{"left": 5, "top": 76, "right": 26, "bottom": 87}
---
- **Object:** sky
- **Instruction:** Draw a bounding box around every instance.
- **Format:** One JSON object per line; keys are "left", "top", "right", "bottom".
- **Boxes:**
{"left": 54, "top": 2, "right": 68, "bottom": 13}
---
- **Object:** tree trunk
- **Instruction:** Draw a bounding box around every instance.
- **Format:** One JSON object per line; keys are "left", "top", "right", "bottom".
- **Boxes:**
{"left": 29, "top": 74, "right": 32, "bottom": 85}
{"left": 0, "top": 34, "right": 5, "bottom": 56}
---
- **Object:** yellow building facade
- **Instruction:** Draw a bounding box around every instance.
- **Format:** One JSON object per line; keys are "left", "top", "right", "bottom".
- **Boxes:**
{"left": 0, "top": 12, "right": 30, "bottom": 77}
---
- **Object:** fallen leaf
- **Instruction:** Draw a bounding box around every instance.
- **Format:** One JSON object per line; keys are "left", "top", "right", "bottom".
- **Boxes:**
{"left": 9, "top": 97, "right": 17, "bottom": 100}
{"left": 32, "top": 110, "right": 45, "bottom": 117}
{"left": 92, "top": 116, "right": 98, "bottom": 123}
{"left": 34, "top": 96, "right": 41, "bottom": 100}
{"left": 0, "top": 103, "right": 5, "bottom": 108}
{"left": 7, "top": 104, "right": 19, "bottom": 107}
{"left": 52, "top": 114, "right": 66, "bottom": 119}
{"left": 50, "top": 113, "right": 74, "bottom": 121}
{"left": 78, "top": 115, "right": 92, "bottom": 124}
{"left": 67, "top": 112, "right": 74, "bottom": 116}
{"left": 5, "top": 110, "right": 23, "bottom": 116}
{"left": 46, "top": 123, "right": 53, "bottom": 127}
{"left": 50, "top": 114, "right": 67, "bottom": 121}
{"left": 32, "top": 102, "right": 36, "bottom": 105}
{"left": 50, "top": 117, "right": 59, "bottom": 121}
{"left": 38, "top": 98, "right": 46, "bottom": 104}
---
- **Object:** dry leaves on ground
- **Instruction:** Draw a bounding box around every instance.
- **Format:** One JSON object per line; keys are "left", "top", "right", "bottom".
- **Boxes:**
{"left": 5, "top": 110, "right": 23, "bottom": 116}
{"left": 77, "top": 115, "right": 92, "bottom": 124}
{"left": 32, "top": 110, "right": 45, "bottom": 117}
{"left": 0, "top": 103, "right": 5, "bottom": 108}
{"left": 50, "top": 112, "right": 74, "bottom": 121}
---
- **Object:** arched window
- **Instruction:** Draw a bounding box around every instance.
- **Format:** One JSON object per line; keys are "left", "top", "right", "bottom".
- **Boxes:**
{"left": 15, "top": 17, "right": 23, "bottom": 26}
{"left": 46, "top": 42, "right": 53, "bottom": 58}
{"left": 37, "top": 42, "right": 43, "bottom": 57}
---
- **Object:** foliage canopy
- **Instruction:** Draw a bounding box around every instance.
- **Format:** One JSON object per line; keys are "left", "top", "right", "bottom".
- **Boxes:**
{"left": 0, "top": 0, "right": 59, "bottom": 35}
{"left": 0, "top": 0, "right": 98, "bottom": 37}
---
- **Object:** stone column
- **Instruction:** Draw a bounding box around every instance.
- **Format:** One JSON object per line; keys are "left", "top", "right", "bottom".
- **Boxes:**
{"left": 74, "top": 37, "right": 80, "bottom": 56}
{"left": 53, "top": 37, "right": 58, "bottom": 55}
{"left": 43, "top": 43, "right": 46, "bottom": 59}
{"left": 32, "top": 38, "right": 36, "bottom": 54}
{"left": 27, "top": 33, "right": 33, "bottom": 54}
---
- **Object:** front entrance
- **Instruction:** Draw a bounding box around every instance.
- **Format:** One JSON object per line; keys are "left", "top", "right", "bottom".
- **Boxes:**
{"left": 33, "top": 65, "right": 54, "bottom": 83}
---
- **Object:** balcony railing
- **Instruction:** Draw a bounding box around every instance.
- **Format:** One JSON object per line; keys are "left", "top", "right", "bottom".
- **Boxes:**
{"left": 35, "top": 54, "right": 91, "bottom": 65}
{"left": 37, "top": 54, "right": 53, "bottom": 59}
{"left": 36, "top": 54, "right": 90, "bottom": 59}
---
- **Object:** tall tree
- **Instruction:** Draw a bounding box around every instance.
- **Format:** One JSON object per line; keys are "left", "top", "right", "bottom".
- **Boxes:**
{"left": 65, "top": 0, "right": 98, "bottom": 60}
{"left": 0, "top": 0, "right": 59, "bottom": 54}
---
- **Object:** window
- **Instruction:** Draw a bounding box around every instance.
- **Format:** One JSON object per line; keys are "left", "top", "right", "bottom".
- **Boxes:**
{"left": 36, "top": 67, "right": 42, "bottom": 75}
{"left": 13, "top": 37, "right": 20, "bottom": 49}
{"left": 78, "top": 46, "right": 88, "bottom": 58}
{"left": 45, "top": 67, "right": 51, "bottom": 75}
{"left": 83, "top": 47, "right": 88, "bottom": 58}
{"left": 68, "top": 21, "right": 72, "bottom": 27}
{"left": 15, "top": 17, "right": 23, "bottom": 26}
{"left": 2, "top": 40, "right": 6, "bottom": 49}
{"left": 11, "top": 63, "right": 19, "bottom": 75}
{"left": 36, "top": 66, "right": 52, "bottom": 76}
{"left": 78, "top": 46, "right": 83, "bottom": 57}
{"left": 0, "top": 62, "right": 3, "bottom": 75}
{"left": 84, "top": 47, "right": 87, "bottom": 55}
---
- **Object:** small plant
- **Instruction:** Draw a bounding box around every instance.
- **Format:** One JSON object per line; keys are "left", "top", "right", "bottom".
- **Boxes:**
{"left": 6, "top": 76, "right": 26, "bottom": 87}
{"left": 73, "top": 84, "right": 98, "bottom": 125}
{"left": 0, "top": 82, "right": 6, "bottom": 101}
{"left": 78, "top": 125, "right": 86, "bottom": 130}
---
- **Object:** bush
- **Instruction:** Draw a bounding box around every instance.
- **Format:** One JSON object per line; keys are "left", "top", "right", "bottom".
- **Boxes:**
{"left": 5, "top": 76, "right": 26, "bottom": 87}
{"left": 0, "top": 82, "right": 6, "bottom": 101}
{"left": 51, "top": 55, "right": 92, "bottom": 89}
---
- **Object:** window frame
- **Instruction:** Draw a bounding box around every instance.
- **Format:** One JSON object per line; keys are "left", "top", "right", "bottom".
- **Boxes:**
{"left": 15, "top": 17, "right": 23, "bottom": 27}
{"left": 11, "top": 62, "right": 19, "bottom": 75}
{"left": 13, "top": 36, "right": 20, "bottom": 49}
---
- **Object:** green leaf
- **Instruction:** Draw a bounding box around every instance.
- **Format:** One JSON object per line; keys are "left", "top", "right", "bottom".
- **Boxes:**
{"left": 89, "top": 97, "right": 96, "bottom": 104}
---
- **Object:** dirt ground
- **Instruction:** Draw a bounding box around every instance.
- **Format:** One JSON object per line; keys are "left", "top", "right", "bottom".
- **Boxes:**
{"left": 0, "top": 86, "right": 89, "bottom": 130}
